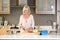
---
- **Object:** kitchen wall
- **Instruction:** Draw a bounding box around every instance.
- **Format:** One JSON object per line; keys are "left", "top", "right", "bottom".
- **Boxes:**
{"left": 57, "top": 0, "right": 60, "bottom": 32}
{"left": 57, "top": 0, "right": 60, "bottom": 25}
{"left": 0, "top": 0, "right": 57, "bottom": 26}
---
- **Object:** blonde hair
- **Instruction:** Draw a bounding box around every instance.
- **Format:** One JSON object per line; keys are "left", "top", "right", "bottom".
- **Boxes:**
{"left": 23, "top": 5, "right": 31, "bottom": 14}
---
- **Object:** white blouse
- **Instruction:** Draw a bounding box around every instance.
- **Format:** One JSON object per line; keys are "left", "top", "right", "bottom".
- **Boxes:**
{"left": 19, "top": 15, "right": 35, "bottom": 29}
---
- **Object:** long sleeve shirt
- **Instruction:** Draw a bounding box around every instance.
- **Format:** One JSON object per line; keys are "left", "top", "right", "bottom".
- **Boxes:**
{"left": 19, "top": 14, "right": 35, "bottom": 29}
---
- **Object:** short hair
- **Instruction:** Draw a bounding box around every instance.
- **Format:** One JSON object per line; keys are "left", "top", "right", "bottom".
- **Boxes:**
{"left": 23, "top": 5, "right": 31, "bottom": 14}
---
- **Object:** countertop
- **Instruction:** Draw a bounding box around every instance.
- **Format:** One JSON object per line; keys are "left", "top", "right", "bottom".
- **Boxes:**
{"left": 0, "top": 35, "right": 60, "bottom": 39}
{"left": 0, "top": 25, "right": 60, "bottom": 39}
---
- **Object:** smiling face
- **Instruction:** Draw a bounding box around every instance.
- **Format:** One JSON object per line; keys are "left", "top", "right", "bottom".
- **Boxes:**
{"left": 22, "top": 5, "right": 31, "bottom": 19}
{"left": 24, "top": 8, "right": 30, "bottom": 15}
{"left": 23, "top": 8, "right": 30, "bottom": 18}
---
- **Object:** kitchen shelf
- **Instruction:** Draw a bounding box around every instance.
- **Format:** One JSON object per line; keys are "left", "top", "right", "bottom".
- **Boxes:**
{"left": 10, "top": 6, "right": 23, "bottom": 8}
{"left": 10, "top": 6, "right": 36, "bottom": 8}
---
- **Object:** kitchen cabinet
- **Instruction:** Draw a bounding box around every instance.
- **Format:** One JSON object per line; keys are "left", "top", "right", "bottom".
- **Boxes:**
{"left": 10, "top": 0, "right": 35, "bottom": 8}
{"left": 36, "top": 0, "right": 55, "bottom": 14}
{"left": 0, "top": 0, "right": 10, "bottom": 14}
{"left": 0, "top": 0, "right": 2, "bottom": 13}
{"left": 10, "top": 0, "right": 35, "bottom": 14}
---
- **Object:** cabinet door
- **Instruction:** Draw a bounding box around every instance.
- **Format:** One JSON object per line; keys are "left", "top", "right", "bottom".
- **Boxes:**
{"left": 36, "top": 0, "right": 55, "bottom": 14}
{"left": 0, "top": 0, "right": 2, "bottom": 13}
{"left": 2, "top": 0, "right": 10, "bottom": 14}
{"left": 57, "top": 0, "right": 60, "bottom": 25}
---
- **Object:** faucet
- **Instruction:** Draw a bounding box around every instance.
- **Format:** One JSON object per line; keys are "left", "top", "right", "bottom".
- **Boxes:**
{"left": 47, "top": 20, "right": 53, "bottom": 29}
{"left": 47, "top": 20, "right": 58, "bottom": 33}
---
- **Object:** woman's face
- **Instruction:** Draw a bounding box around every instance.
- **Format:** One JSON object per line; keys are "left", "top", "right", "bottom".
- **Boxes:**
{"left": 23, "top": 8, "right": 30, "bottom": 18}
{"left": 24, "top": 9, "right": 30, "bottom": 15}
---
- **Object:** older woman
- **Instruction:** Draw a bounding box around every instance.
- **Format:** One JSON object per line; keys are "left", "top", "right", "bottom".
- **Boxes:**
{"left": 19, "top": 5, "right": 35, "bottom": 32}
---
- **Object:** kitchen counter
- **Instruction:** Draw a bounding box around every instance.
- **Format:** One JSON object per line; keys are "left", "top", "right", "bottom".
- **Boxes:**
{"left": 0, "top": 32, "right": 60, "bottom": 39}
{"left": 0, "top": 35, "right": 60, "bottom": 39}
{"left": 0, "top": 25, "right": 59, "bottom": 39}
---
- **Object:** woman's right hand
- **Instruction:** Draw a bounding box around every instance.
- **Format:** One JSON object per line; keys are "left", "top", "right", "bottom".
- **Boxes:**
{"left": 20, "top": 25, "right": 25, "bottom": 30}
{"left": 25, "top": 27, "right": 33, "bottom": 33}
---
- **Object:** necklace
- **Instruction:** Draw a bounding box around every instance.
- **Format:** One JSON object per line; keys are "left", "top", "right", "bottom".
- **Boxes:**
{"left": 26, "top": 19, "right": 27, "bottom": 23}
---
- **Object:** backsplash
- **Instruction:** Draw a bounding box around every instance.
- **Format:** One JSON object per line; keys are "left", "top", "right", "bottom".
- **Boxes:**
{"left": 0, "top": 7, "right": 57, "bottom": 26}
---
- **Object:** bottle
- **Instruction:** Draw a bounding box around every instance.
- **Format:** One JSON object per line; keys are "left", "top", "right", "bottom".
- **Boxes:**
{"left": 36, "top": 24, "right": 40, "bottom": 30}
{"left": 33, "top": 24, "right": 40, "bottom": 33}
{"left": 4, "top": 20, "right": 8, "bottom": 26}
{"left": 53, "top": 22, "right": 56, "bottom": 30}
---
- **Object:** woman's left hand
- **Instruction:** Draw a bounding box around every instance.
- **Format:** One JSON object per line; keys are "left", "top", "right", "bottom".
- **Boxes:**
{"left": 25, "top": 27, "right": 33, "bottom": 33}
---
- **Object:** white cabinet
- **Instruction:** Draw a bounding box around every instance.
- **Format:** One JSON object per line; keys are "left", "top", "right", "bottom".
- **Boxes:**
{"left": 36, "top": 0, "right": 55, "bottom": 14}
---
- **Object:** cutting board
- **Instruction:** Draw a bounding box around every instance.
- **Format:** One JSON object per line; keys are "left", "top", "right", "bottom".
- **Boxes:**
{"left": 19, "top": 29, "right": 40, "bottom": 35}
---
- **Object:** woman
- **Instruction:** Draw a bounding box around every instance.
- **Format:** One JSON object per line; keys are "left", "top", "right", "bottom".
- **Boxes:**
{"left": 19, "top": 5, "right": 35, "bottom": 32}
